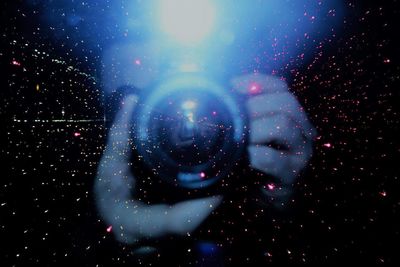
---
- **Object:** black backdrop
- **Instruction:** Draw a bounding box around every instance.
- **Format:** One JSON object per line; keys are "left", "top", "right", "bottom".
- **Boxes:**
{"left": 1, "top": 1, "right": 399, "bottom": 266}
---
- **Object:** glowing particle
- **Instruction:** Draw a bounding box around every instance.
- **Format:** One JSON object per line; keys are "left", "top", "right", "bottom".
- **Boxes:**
{"left": 383, "top": 58, "right": 390, "bottom": 64}
{"left": 36, "top": 84, "right": 40, "bottom": 91}
{"left": 212, "top": 111, "right": 217, "bottom": 116}
{"left": 266, "top": 183, "right": 275, "bottom": 190}
{"left": 106, "top": 225, "right": 112, "bottom": 233}
{"left": 134, "top": 59, "right": 141, "bottom": 65}
{"left": 323, "top": 143, "right": 332, "bottom": 148}
{"left": 74, "top": 132, "right": 81, "bottom": 137}
{"left": 379, "top": 191, "right": 387, "bottom": 197}
{"left": 200, "top": 172, "right": 206, "bottom": 178}
{"left": 248, "top": 82, "right": 262, "bottom": 94}
{"left": 12, "top": 60, "right": 21, "bottom": 66}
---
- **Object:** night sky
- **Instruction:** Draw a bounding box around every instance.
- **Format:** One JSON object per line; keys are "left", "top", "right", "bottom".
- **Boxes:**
{"left": 1, "top": 0, "right": 399, "bottom": 266}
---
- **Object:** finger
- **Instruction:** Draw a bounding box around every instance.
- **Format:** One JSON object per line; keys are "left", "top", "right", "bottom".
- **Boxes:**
{"left": 103, "top": 196, "right": 223, "bottom": 243}
{"left": 230, "top": 73, "right": 288, "bottom": 94}
{"left": 97, "top": 95, "right": 138, "bottom": 201}
{"left": 246, "top": 93, "right": 317, "bottom": 140}
{"left": 103, "top": 95, "right": 138, "bottom": 162}
{"left": 127, "top": 196, "right": 222, "bottom": 237}
{"left": 247, "top": 145, "right": 311, "bottom": 185}
{"left": 167, "top": 195, "right": 223, "bottom": 235}
{"left": 249, "top": 114, "right": 305, "bottom": 153}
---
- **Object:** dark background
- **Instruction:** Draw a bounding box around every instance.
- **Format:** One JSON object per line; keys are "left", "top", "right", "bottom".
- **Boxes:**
{"left": 1, "top": 0, "right": 399, "bottom": 266}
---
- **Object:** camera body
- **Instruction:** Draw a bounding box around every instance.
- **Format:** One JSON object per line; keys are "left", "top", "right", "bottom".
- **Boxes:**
{"left": 130, "top": 74, "right": 248, "bottom": 196}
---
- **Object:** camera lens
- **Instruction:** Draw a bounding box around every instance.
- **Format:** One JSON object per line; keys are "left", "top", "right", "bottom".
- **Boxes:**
{"left": 135, "top": 76, "right": 246, "bottom": 189}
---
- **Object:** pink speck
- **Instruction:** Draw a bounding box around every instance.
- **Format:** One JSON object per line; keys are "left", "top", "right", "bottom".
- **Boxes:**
{"left": 12, "top": 60, "right": 21, "bottom": 66}
{"left": 200, "top": 172, "right": 206, "bottom": 178}
{"left": 379, "top": 191, "right": 387, "bottom": 197}
{"left": 212, "top": 111, "right": 217, "bottom": 116}
{"left": 74, "top": 132, "right": 81, "bottom": 137}
{"left": 106, "top": 225, "right": 113, "bottom": 233}
{"left": 383, "top": 58, "right": 390, "bottom": 64}
{"left": 266, "top": 183, "right": 275, "bottom": 191}
{"left": 248, "top": 82, "right": 262, "bottom": 94}
{"left": 323, "top": 143, "right": 332, "bottom": 148}
{"left": 134, "top": 59, "right": 141, "bottom": 65}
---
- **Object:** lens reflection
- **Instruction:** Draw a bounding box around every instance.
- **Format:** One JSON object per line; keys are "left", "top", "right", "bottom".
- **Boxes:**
{"left": 135, "top": 78, "right": 245, "bottom": 189}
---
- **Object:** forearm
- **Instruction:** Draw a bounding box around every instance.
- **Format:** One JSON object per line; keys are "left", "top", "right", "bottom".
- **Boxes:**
{"left": 95, "top": 155, "right": 169, "bottom": 244}
{"left": 95, "top": 156, "right": 222, "bottom": 244}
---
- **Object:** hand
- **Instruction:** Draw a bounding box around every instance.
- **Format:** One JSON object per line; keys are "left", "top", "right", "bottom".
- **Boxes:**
{"left": 94, "top": 95, "right": 222, "bottom": 246}
{"left": 95, "top": 74, "right": 316, "bottom": 246}
{"left": 231, "top": 74, "right": 316, "bottom": 208}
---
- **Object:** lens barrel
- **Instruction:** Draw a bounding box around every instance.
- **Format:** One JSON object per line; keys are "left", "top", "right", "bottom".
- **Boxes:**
{"left": 134, "top": 75, "right": 246, "bottom": 189}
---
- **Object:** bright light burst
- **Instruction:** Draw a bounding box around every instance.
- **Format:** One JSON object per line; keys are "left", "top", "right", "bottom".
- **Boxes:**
{"left": 158, "top": 0, "right": 216, "bottom": 45}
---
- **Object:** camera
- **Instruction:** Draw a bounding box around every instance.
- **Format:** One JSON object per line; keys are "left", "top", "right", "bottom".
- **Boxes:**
{"left": 132, "top": 74, "right": 247, "bottom": 191}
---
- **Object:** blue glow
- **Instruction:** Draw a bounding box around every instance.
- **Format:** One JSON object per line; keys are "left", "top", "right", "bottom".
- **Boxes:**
{"left": 137, "top": 75, "right": 244, "bottom": 141}
{"left": 158, "top": 0, "right": 216, "bottom": 45}
{"left": 197, "top": 241, "right": 219, "bottom": 255}
{"left": 182, "top": 100, "right": 197, "bottom": 110}
{"left": 38, "top": 1, "right": 346, "bottom": 79}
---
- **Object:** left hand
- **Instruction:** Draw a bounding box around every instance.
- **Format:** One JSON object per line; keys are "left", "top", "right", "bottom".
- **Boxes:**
{"left": 231, "top": 73, "right": 316, "bottom": 208}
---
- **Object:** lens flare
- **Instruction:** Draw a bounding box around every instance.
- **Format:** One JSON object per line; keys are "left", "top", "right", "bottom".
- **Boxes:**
{"left": 158, "top": 0, "right": 216, "bottom": 45}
